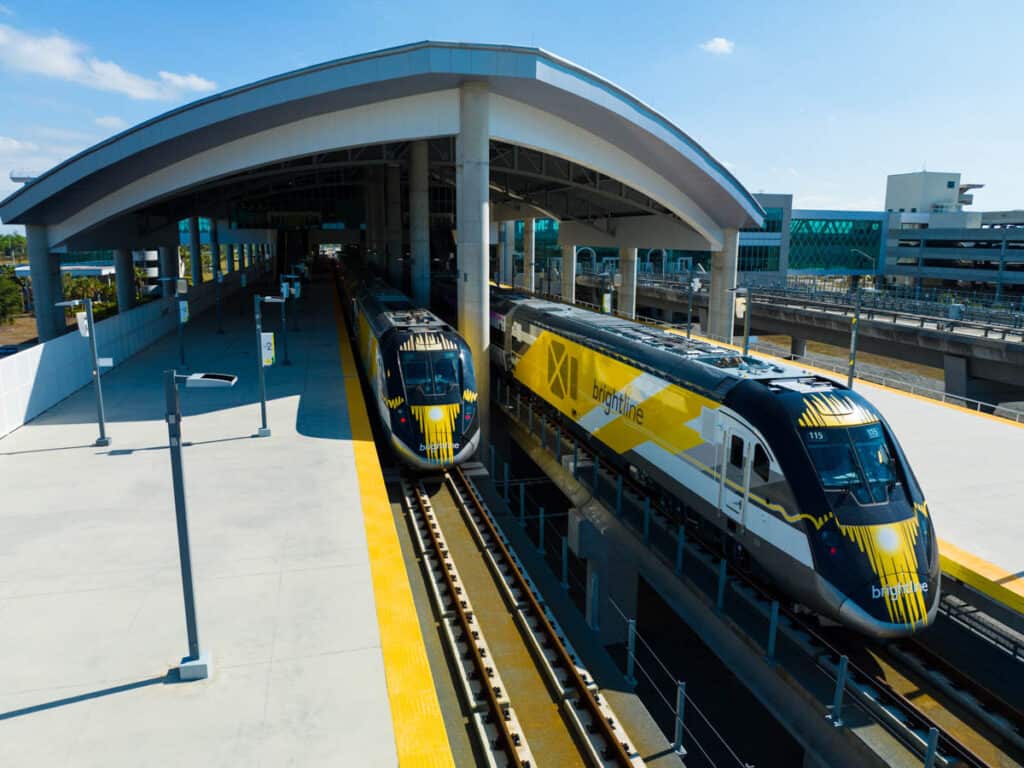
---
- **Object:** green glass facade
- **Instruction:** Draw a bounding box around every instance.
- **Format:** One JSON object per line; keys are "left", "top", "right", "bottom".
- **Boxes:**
{"left": 738, "top": 244, "right": 780, "bottom": 272}
{"left": 741, "top": 206, "right": 784, "bottom": 233}
{"left": 788, "top": 216, "right": 882, "bottom": 271}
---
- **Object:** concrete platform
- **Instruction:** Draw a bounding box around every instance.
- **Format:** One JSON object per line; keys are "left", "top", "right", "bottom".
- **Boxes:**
{"left": 0, "top": 279, "right": 451, "bottom": 766}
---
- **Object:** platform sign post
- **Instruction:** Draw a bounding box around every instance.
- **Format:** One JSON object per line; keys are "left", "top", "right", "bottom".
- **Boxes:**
{"left": 177, "top": 295, "right": 189, "bottom": 368}
{"left": 57, "top": 298, "right": 110, "bottom": 447}
{"left": 254, "top": 295, "right": 283, "bottom": 437}
{"left": 278, "top": 284, "right": 291, "bottom": 366}
{"left": 215, "top": 270, "right": 224, "bottom": 334}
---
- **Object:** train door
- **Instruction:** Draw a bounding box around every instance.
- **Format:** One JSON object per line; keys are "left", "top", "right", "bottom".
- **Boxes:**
{"left": 718, "top": 422, "right": 754, "bottom": 531}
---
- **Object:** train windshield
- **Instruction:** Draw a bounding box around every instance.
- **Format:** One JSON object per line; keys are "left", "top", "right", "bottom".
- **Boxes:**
{"left": 400, "top": 350, "right": 462, "bottom": 402}
{"left": 801, "top": 423, "right": 898, "bottom": 505}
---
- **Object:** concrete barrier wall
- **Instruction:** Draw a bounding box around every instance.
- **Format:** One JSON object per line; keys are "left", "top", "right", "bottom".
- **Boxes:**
{"left": 0, "top": 265, "right": 263, "bottom": 439}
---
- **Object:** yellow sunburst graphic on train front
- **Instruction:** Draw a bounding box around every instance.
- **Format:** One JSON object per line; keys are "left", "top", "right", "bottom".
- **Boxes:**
{"left": 410, "top": 404, "right": 460, "bottom": 464}
{"left": 797, "top": 394, "right": 877, "bottom": 428}
{"left": 838, "top": 518, "right": 928, "bottom": 627}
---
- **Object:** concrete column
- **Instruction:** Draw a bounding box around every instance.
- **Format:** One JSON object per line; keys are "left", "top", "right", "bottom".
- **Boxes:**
{"left": 26, "top": 224, "right": 65, "bottom": 341}
{"left": 209, "top": 220, "right": 221, "bottom": 277}
{"left": 226, "top": 244, "right": 235, "bottom": 273}
{"left": 188, "top": 216, "right": 203, "bottom": 285}
{"left": 790, "top": 337, "right": 807, "bottom": 359}
{"left": 499, "top": 221, "right": 515, "bottom": 286}
{"left": 456, "top": 82, "right": 490, "bottom": 444}
{"left": 386, "top": 163, "right": 403, "bottom": 287}
{"left": 619, "top": 247, "right": 637, "bottom": 319}
{"left": 708, "top": 228, "right": 739, "bottom": 343}
{"left": 158, "top": 245, "right": 178, "bottom": 297}
{"left": 561, "top": 245, "right": 577, "bottom": 303}
{"left": 113, "top": 248, "right": 136, "bottom": 311}
{"left": 522, "top": 218, "right": 535, "bottom": 292}
{"left": 410, "top": 140, "right": 431, "bottom": 307}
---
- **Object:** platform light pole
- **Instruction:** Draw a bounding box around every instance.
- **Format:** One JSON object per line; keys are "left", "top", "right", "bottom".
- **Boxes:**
{"left": 254, "top": 295, "right": 284, "bottom": 437}
{"left": 56, "top": 298, "right": 110, "bottom": 446}
{"left": 847, "top": 249, "right": 876, "bottom": 389}
{"left": 164, "top": 369, "right": 238, "bottom": 680}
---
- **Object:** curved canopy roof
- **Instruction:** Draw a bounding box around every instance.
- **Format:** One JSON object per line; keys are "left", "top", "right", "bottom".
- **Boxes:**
{"left": 0, "top": 41, "right": 762, "bottom": 242}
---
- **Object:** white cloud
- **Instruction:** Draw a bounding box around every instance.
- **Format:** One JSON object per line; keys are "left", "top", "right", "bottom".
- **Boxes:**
{"left": 94, "top": 115, "right": 127, "bottom": 130}
{"left": 0, "top": 5, "right": 13, "bottom": 16}
{"left": 700, "top": 37, "right": 735, "bottom": 55}
{"left": 0, "top": 136, "right": 37, "bottom": 153}
{"left": 0, "top": 23, "right": 217, "bottom": 100}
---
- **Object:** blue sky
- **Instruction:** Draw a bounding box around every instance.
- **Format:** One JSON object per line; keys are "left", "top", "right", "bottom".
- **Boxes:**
{"left": 0, "top": 0, "right": 1020, "bottom": 233}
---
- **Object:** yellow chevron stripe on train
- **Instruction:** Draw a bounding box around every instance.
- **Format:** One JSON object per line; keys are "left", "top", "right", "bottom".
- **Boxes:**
{"left": 490, "top": 288, "right": 939, "bottom": 637}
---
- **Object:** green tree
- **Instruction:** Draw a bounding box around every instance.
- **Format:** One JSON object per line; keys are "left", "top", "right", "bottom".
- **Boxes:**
{"left": 0, "top": 274, "right": 22, "bottom": 323}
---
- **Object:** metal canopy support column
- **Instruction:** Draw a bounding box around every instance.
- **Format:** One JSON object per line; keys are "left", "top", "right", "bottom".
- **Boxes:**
{"left": 159, "top": 244, "right": 178, "bottom": 297}
{"left": 708, "top": 228, "right": 739, "bottom": 342}
{"left": 386, "top": 163, "right": 403, "bottom": 287}
{"left": 114, "top": 248, "right": 136, "bottom": 311}
{"left": 26, "top": 224, "right": 64, "bottom": 341}
{"left": 410, "top": 140, "right": 430, "bottom": 307}
{"left": 561, "top": 244, "right": 577, "bottom": 303}
{"left": 500, "top": 220, "right": 515, "bottom": 286}
{"left": 523, "top": 218, "right": 535, "bottom": 292}
{"left": 457, "top": 82, "right": 490, "bottom": 445}
{"left": 188, "top": 216, "right": 203, "bottom": 285}
{"left": 619, "top": 246, "right": 637, "bottom": 319}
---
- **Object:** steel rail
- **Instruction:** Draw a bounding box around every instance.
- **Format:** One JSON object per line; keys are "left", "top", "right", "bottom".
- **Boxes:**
{"left": 402, "top": 477, "right": 532, "bottom": 768}
{"left": 447, "top": 466, "right": 639, "bottom": 767}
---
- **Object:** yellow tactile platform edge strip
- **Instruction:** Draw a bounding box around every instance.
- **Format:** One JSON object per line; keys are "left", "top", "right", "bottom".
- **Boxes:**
{"left": 333, "top": 287, "right": 455, "bottom": 768}
{"left": 937, "top": 538, "right": 1024, "bottom": 616}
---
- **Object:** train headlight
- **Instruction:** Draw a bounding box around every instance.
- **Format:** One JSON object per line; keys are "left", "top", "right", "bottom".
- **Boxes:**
{"left": 429, "top": 406, "right": 443, "bottom": 422}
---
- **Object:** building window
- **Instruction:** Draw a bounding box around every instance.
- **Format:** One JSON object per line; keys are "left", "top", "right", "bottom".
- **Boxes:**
{"left": 947, "top": 180, "right": 956, "bottom": 189}
{"left": 788, "top": 216, "right": 884, "bottom": 271}
{"left": 742, "top": 207, "right": 784, "bottom": 233}
{"left": 738, "top": 245, "right": 780, "bottom": 272}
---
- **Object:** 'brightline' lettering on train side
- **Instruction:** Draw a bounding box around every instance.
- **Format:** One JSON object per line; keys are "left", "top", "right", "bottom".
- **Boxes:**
{"left": 592, "top": 381, "right": 645, "bottom": 424}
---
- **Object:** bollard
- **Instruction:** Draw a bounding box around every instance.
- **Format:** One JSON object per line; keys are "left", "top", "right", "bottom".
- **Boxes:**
{"left": 519, "top": 484, "right": 526, "bottom": 527}
{"left": 673, "top": 681, "right": 687, "bottom": 754}
{"left": 537, "top": 507, "right": 546, "bottom": 555}
{"left": 643, "top": 498, "right": 651, "bottom": 544}
{"left": 490, "top": 444, "right": 496, "bottom": 478}
{"left": 829, "top": 655, "right": 849, "bottom": 727}
{"left": 561, "top": 536, "right": 569, "bottom": 590}
{"left": 503, "top": 462, "right": 510, "bottom": 504}
{"left": 675, "top": 525, "right": 686, "bottom": 575}
{"left": 767, "top": 601, "right": 779, "bottom": 662}
{"left": 625, "top": 619, "right": 637, "bottom": 686}
{"left": 924, "top": 727, "right": 939, "bottom": 768}
{"left": 616, "top": 475, "right": 623, "bottom": 517}
{"left": 716, "top": 559, "right": 728, "bottom": 613}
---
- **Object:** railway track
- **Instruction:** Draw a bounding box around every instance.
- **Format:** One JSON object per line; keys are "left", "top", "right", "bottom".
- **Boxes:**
{"left": 400, "top": 466, "right": 644, "bottom": 767}
{"left": 502, "top": 386, "right": 1023, "bottom": 767}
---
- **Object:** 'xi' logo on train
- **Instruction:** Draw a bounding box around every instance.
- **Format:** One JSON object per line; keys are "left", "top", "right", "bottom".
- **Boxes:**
{"left": 547, "top": 340, "right": 578, "bottom": 399}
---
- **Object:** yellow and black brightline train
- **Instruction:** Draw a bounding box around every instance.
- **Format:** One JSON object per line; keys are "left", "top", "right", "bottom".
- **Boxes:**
{"left": 491, "top": 289, "right": 939, "bottom": 638}
{"left": 349, "top": 281, "right": 480, "bottom": 470}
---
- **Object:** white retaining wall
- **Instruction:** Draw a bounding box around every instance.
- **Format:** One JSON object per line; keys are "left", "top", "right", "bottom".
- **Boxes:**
{"left": 0, "top": 265, "right": 263, "bottom": 439}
